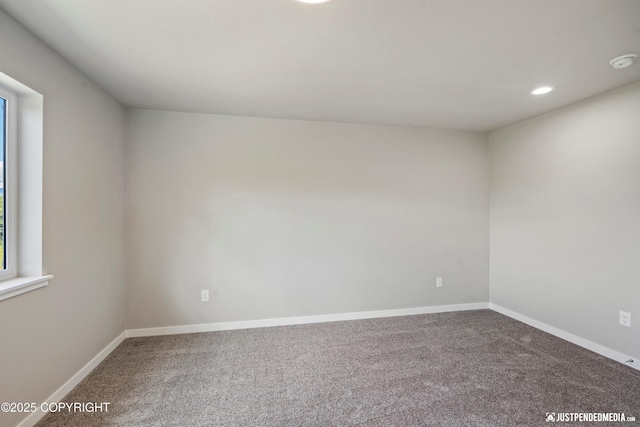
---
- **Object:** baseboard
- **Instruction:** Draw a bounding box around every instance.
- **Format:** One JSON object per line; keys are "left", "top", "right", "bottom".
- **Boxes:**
{"left": 126, "top": 302, "right": 490, "bottom": 338}
{"left": 16, "top": 331, "right": 127, "bottom": 427}
{"left": 489, "top": 303, "right": 639, "bottom": 372}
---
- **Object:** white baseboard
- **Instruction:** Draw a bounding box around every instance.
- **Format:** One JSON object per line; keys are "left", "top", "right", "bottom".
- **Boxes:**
{"left": 126, "top": 302, "right": 490, "bottom": 338}
{"left": 489, "top": 303, "right": 639, "bottom": 372}
{"left": 16, "top": 331, "right": 127, "bottom": 427}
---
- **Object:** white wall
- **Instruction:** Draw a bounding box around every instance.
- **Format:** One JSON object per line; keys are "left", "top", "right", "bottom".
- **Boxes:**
{"left": 489, "top": 81, "right": 640, "bottom": 360}
{"left": 0, "top": 9, "right": 127, "bottom": 427}
{"left": 127, "top": 110, "right": 489, "bottom": 328}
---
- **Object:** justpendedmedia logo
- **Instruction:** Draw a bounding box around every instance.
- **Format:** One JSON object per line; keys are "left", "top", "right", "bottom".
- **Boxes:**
{"left": 545, "top": 412, "right": 636, "bottom": 423}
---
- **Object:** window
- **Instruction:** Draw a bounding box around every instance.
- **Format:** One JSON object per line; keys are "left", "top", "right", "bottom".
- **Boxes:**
{"left": 0, "top": 85, "right": 16, "bottom": 279}
{"left": 0, "top": 97, "right": 4, "bottom": 268}
{"left": 0, "top": 74, "right": 51, "bottom": 302}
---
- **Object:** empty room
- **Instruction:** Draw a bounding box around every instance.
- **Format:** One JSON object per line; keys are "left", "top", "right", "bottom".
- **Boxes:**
{"left": 0, "top": 0, "right": 639, "bottom": 426}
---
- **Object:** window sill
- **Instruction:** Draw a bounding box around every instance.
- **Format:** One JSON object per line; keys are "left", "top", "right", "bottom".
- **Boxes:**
{"left": 0, "top": 275, "right": 53, "bottom": 302}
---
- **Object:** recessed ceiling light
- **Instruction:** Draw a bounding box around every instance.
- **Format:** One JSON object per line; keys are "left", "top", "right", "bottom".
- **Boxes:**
{"left": 297, "top": 0, "right": 332, "bottom": 3}
{"left": 530, "top": 86, "right": 554, "bottom": 95}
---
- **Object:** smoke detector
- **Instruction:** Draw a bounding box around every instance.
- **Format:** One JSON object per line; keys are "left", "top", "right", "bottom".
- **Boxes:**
{"left": 609, "top": 54, "right": 638, "bottom": 69}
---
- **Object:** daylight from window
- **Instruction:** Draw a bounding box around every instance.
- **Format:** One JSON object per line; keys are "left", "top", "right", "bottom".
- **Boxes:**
{"left": 0, "top": 97, "right": 5, "bottom": 270}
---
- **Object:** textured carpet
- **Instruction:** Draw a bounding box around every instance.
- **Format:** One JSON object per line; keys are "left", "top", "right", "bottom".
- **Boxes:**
{"left": 36, "top": 310, "right": 640, "bottom": 426}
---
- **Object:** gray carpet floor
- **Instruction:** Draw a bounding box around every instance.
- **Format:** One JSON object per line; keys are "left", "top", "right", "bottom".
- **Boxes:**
{"left": 36, "top": 310, "right": 640, "bottom": 426}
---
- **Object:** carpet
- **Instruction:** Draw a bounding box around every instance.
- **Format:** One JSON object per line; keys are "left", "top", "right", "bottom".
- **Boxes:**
{"left": 35, "top": 310, "right": 640, "bottom": 426}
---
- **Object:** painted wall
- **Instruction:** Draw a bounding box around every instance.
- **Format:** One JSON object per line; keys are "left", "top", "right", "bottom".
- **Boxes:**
{"left": 127, "top": 110, "right": 489, "bottom": 328}
{"left": 489, "top": 81, "right": 640, "bottom": 360}
{"left": 0, "top": 9, "right": 127, "bottom": 427}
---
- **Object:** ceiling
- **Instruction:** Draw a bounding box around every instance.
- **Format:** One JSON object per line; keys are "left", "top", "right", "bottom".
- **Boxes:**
{"left": 1, "top": 0, "right": 639, "bottom": 132}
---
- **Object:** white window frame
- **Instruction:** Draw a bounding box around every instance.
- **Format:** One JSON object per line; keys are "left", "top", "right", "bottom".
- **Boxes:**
{"left": 0, "top": 84, "right": 18, "bottom": 280}
{"left": 0, "top": 74, "right": 52, "bottom": 302}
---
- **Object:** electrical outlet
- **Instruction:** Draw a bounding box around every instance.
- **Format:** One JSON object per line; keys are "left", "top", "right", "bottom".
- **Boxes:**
{"left": 201, "top": 290, "right": 209, "bottom": 302}
{"left": 436, "top": 277, "right": 443, "bottom": 288}
{"left": 619, "top": 311, "right": 631, "bottom": 327}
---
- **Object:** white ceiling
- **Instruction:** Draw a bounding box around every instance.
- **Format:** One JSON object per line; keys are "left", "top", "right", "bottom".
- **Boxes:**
{"left": 1, "top": 0, "right": 639, "bottom": 131}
